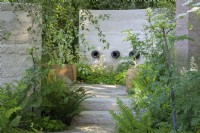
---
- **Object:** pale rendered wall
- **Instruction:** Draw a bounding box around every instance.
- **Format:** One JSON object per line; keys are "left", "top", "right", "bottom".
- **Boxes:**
{"left": 0, "top": 2, "right": 41, "bottom": 85}
{"left": 79, "top": 10, "right": 147, "bottom": 67}
{"left": 175, "top": 0, "right": 200, "bottom": 70}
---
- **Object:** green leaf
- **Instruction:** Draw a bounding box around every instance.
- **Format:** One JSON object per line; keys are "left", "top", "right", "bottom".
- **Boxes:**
{"left": 9, "top": 115, "right": 21, "bottom": 128}
{"left": 191, "top": 118, "right": 200, "bottom": 126}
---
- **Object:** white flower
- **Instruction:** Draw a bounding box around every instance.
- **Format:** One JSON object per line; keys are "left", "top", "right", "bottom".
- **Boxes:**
{"left": 187, "top": 7, "right": 200, "bottom": 13}
{"left": 189, "top": 57, "right": 198, "bottom": 72}
{"left": 180, "top": 67, "right": 188, "bottom": 75}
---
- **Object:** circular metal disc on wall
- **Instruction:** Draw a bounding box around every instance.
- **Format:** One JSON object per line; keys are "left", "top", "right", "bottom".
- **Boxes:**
{"left": 91, "top": 50, "right": 100, "bottom": 58}
{"left": 111, "top": 50, "right": 120, "bottom": 59}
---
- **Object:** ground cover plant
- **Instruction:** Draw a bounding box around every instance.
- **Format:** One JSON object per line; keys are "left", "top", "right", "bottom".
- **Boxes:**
{"left": 76, "top": 62, "right": 129, "bottom": 85}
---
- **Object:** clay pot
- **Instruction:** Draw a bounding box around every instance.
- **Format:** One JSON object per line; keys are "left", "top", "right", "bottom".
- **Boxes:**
{"left": 47, "top": 64, "right": 76, "bottom": 85}
{"left": 54, "top": 64, "right": 77, "bottom": 81}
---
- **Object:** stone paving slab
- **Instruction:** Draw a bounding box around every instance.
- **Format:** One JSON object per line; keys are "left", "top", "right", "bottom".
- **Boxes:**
{"left": 76, "top": 84, "right": 127, "bottom": 98}
{"left": 81, "top": 97, "right": 130, "bottom": 111}
{"left": 55, "top": 124, "right": 115, "bottom": 133}
{"left": 72, "top": 111, "right": 113, "bottom": 124}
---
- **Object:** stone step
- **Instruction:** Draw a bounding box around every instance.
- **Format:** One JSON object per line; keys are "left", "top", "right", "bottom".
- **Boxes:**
{"left": 77, "top": 84, "right": 127, "bottom": 96}
{"left": 72, "top": 111, "right": 113, "bottom": 125}
{"left": 55, "top": 124, "right": 115, "bottom": 133}
{"left": 87, "top": 92, "right": 127, "bottom": 98}
{"left": 64, "top": 84, "right": 128, "bottom": 133}
{"left": 81, "top": 97, "right": 130, "bottom": 111}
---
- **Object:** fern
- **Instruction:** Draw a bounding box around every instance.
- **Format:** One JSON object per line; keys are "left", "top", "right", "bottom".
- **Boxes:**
{"left": 0, "top": 107, "right": 22, "bottom": 132}
{"left": 110, "top": 99, "right": 169, "bottom": 133}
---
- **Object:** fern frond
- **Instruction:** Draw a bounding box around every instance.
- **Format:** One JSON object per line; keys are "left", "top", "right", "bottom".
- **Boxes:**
{"left": 9, "top": 115, "right": 21, "bottom": 128}
{"left": 110, "top": 99, "right": 153, "bottom": 133}
{"left": 5, "top": 107, "right": 21, "bottom": 119}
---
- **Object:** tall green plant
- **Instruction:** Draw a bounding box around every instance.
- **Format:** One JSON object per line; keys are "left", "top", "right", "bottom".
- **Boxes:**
{"left": 146, "top": 7, "right": 177, "bottom": 130}
{"left": 0, "top": 85, "right": 22, "bottom": 133}
{"left": 122, "top": 4, "right": 180, "bottom": 131}
{"left": 121, "top": 2, "right": 200, "bottom": 132}
{"left": 174, "top": 58, "right": 200, "bottom": 132}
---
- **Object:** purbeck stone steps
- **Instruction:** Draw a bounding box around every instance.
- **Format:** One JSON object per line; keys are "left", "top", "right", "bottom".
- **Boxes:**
{"left": 61, "top": 84, "right": 128, "bottom": 133}
{"left": 72, "top": 111, "right": 113, "bottom": 124}
{"left": 81, "top": 97, "right": 129, "bottom": 111}
{"left": 58, "top": 124, "right": 115, "bottom": 133}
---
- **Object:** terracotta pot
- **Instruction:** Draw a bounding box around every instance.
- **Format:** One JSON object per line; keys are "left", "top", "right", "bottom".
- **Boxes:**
{"left": 54, "top": 64, "right": 77, "bottom": 81}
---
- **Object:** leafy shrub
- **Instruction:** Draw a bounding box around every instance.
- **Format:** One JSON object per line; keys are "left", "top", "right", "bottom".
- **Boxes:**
{"left": 33, "top": 117, "right": 66, "bottom": 131}
{"left": 40, "top": 78, "right": 89, "bottom": 126}
{"left": 76, "top": 63, "right": 128, "bottom": 85}
{"left": 128, "top": 63, "right": 172, "bottom": 128}
{"left": 116, "top": 61, "right": 133, "bottom": 72}
{"left": 76, "top": 63, "right": 92, "bottom": 82}
{"left": 175, "top": 64, "right": 200, "bottom": 132}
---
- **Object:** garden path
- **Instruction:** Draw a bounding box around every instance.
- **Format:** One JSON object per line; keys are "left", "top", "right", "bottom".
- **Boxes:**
{"left": 57, "top": 84, "right": 128, "bottom": 133}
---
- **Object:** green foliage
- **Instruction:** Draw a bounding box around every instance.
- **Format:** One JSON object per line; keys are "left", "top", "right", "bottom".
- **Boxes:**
{"left": 76, "top": 63, "right": 92, "bottom": 82}
{"left": 0, "top": 84, "right": 32, "bottom": 133}
{"left": 79, "top": 10, "right": 111, "bottom": 51}
{"left": 40, "top": 78, "right": 89, "bottom": 125}
{"left": 124, "top": 7, "right": 176, "bottom": 125}
{"left": 76, "top": 63, "right": 127, "bottom": 85}
{"left": 0, "top": 85, "right": 20, "bottom": 132}
{"left": 41, "top": 0, "right": 80, "bottom": 65}
{"left": 0, "top": 107, "right": 22, "bottom": 132}
{"left": 33, "top": 117, "right": 66, "bottom": 131}
{"left": 81, "top": 0, "right": 135, "bottom": 10}
{"left": 81, "top": 0, "right": 175, "bottom": 9}
{"left": 0, "top": 65, "right": 89, "bottom": 132}
{"left": 24, "top": 67, "right": 89, "bottom": 131}
{"left": 129, "top": 63, "right": 172, "bottom": 128}
{"left": 121, "top": 3, "right": 200, "bottom": 133}
{"left": 110, "top": 99, "right": 169, "bottom": 133}
{"left": 116, "top": 61, "right": 133, "bottom": 72}
{"left": 174, "top": 60, "right": 200, "bottom": 132}
{"left": 123, "top": 32, "right": 144, "bottom": 55}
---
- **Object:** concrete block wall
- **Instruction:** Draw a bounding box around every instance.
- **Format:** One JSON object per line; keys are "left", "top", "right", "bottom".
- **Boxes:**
{"left": 175, "top": 0, "right": 200, "bottom": 70}
{"left": 0, "top": 2, "right": 41, "bottom": 85}
{"left": 79, "top": 10, "right": 147, "bottom": 67}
